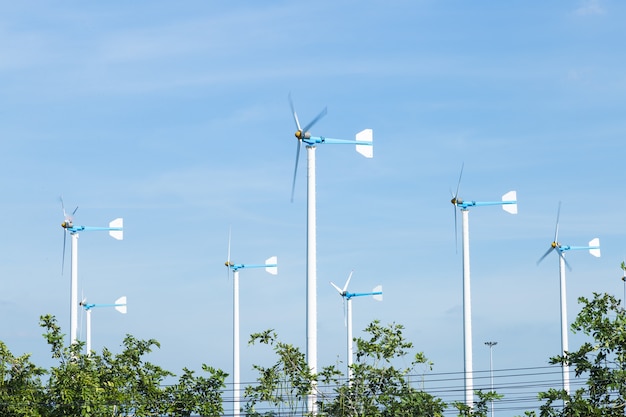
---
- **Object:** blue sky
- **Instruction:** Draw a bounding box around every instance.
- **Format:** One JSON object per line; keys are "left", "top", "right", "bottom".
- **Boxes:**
{"left": 1, "top": 1, "right": 625, "bottom": 415}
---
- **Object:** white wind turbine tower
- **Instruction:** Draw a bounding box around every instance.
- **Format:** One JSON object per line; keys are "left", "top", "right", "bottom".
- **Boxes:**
{"left": 450, "top": 166, "right": 517, "bottom": 408}
{"left": 330, "top": 271, "right": 382, "bottom": 380}
{"left": 80, "top": 296, "right": 127, "bottom": 355}
{"left": 288, "top": 94, "right": 373, "bottom": 414}
{"left": 536, "top": 202, "right": 600, "bottom": 395}
{"left": 225, "top": 232, "right": 277, "bottom": 417}
{"left": 60, "top": 198, "right": 123, "bottom": 346}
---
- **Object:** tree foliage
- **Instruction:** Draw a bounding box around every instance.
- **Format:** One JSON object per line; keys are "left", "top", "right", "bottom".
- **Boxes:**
{"left": 529, "top": 292, "right": 626, "bottom": 417}
{"left": 321, "top": 320, "right": 447, "bottom": 417}
{"left": 244, "top": 321, "right": 449, "bottom": 417}
{"left": 244, "top": 329, "right": 314, "bottom": 416}
{"left": 0, "top": 314, "right": 227, "bottom": 416}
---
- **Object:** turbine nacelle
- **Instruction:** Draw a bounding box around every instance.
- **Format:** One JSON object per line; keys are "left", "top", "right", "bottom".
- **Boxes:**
{"left": 295, "top": 130, "right": 311, "bottom": 140}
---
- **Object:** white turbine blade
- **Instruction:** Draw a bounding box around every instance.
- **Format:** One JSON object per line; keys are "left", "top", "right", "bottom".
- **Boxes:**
{"left": 372, "top": 285, "right": 383, "bottom": 301}
{"left": 227, "top": 227, "right": 231, "bottom": 263}
{"left": 115, "top": 296, "right": 127, "bottom": 314}
{"left": 290, "top": 139, "right": 302, "bottom": 203}
{"left": 537, "top": 246, "right": 554, "bottom": 265}
{"left": 330, "top": 281, "right": 343, "bottom": 294}
{"left": 343, "top": 271, "right": 354, "bottom": 293}
{"left": 302, "top": 107, "right": 328, "bottom": 134}
{"left": 554, "top": 202, "right": 562, "bottom": 242}
{"left": 559, "top": 250, "right": 573, "bottom": 271}
{"left": 225, "top": 227, "right": 233, "bottom": 278}
{"left": 589, "top": 238, "right": 601, "bottom": 257}
{"left": 502, "top": 191, "right": 517, "bottom": 214}
{"left": 109, "top": 218, "right": 124, "bottom": 240}
{"left": 355, "top": 129, "right": 373, "bottom": 158}
{"left": 288, "top": 93, "right": 302, "bottom": 131}
{"left": 265, "top": 256, "right": 278, "bottom": 275}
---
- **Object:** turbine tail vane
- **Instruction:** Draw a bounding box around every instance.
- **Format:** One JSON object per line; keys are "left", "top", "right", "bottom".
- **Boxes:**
{"left": 372, "top": 285, "right": 383, "bottom": 301}
{"left": 115, "top": 296, "right": 127, "bottom": 314}
{"left": 265, "top": 256, "right": 278, "bottom": 275}
{"left": 108, "top": 218, "right": 124, "bottom": 240}
{"left": 501, "top": 191, "right": 518, "bottom": 214}
{"left": 588, "top": 238, "right": 601, "bottom": 258}
{"left": 355, "top": 129, "right": 373, "bottom": 158}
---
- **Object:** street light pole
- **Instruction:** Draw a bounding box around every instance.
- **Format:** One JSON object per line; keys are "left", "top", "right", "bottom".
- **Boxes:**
{"left": 485, "top": 341, "right": 497, "bottom": 417}
{"left": 620, "top": 261, "right": 626, "bottom": 310}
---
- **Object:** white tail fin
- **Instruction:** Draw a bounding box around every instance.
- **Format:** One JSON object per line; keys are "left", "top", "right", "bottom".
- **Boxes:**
{"left": 373, "top": 285, "right": 383, "bottom": 301}
{"left": 265, "top": 256, "right": 278, "bottom": 275}
{"left": 588, "top": 238, "right": 601, "bottom": 258}
{"left": 109, "top": 218, "right": 124, "bottom": 240}
{"left": 115, "top": 296, "right": 127, "bottom": 314}
{"left": 355, "top": 129, "right": 373, "bottom": 158}
{"left": 502, "top": 191, "right": 518, "bottom": 214}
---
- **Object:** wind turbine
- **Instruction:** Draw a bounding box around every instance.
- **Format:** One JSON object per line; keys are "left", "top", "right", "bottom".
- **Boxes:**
{"left": 225, "top": 234, "right": 277, "bottom": 417}
{"left": 450, "top": 167, "right": 517, "bottom": 408}
{"left": 330, "top": 271, "right": 382, "bottom": 380}
{"left": 288, "top": 94, "right": 373, "bottom": 414}
{"left": 80, "top": 296, "right": 127, "bottom": 355}
{"left": 536, "top": 202, "right": 600, "bottom": 395}
{"left": 60, "top": 198, "right": 124, "bottom": 346}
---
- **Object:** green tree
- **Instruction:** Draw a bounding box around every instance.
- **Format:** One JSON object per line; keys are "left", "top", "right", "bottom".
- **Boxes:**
{"left": 320, "top": 320, "right": 447, "bottom": 417}
{"left": 244, "top": 329, "right": 314, "bottom": 416}
{"left": 453, "top": 391, "right": 503, "bottom": 417}
{"left": 0, "top": 341, "right": 46, "bottom": 416}
{"left": 39, "top": 314, "right": 226, "bottom": 416}
{"left": 528, "top": 292, "right": 626, "bottom": 417}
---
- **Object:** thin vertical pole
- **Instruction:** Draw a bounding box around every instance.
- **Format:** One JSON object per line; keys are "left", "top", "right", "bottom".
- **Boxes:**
{"left": 86, "top": 308, "right": 92, "bottom": 355}
{"left": 485, "top": 342, "right": 497, "bottom": 417}
{"left": 70, "top": 233, "right": 79, "bottom": 345}
{"left": 346, "top": 297, "right": 353, "bottom": 381}
{"left": 461, "top": 209, "right": 474, "bottom": 408}
{"left": 306, "top": 145, "right": 318, "bottom": 414}
{"left": 558, "top": 252, "right": 571, "bottom": 394}
{"left": 233, "top": 269, "right": 241, "bottom": 417}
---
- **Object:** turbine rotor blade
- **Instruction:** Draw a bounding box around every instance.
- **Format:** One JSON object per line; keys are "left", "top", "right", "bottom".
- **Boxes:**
{"left": 554, "top": 201, "right": 561, "bottom": 243}
{"left": 225, "top": 227, "right": 232, "bottom": 279}
{"left": 330, "top": 281, "right": 343, "bottom": 294}
{"left": 537, "top": 246, "right": 554, "bottom": 265}
{"left": 558, "top": 250, "right": 573, "bottom": 271}
{"left": 451, "top": 163, "right": 464, "bottom": 253}
{"left": 454, "top": 162, "right": 464, "bottom": 201}
{"left": 288, "top": 93, "right": 302, "bottom": 131}
{"left": 342, "top": 271, "right": 354, "bottom": 293}
{"left": 290, "top": 139, "right": 301, "bottom": 203}
{"left": 301, "top": 107, "right": 328, "bottom": 134}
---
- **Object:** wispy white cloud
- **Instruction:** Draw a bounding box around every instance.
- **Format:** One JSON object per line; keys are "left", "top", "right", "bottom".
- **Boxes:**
{"left": 574, "top": 0, "right": 606, "bottom": 16}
